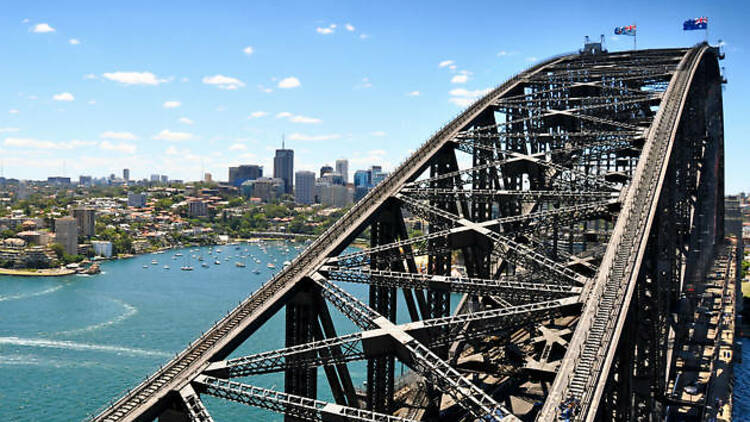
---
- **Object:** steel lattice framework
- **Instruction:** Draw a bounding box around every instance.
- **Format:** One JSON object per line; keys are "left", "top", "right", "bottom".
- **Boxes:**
{"left": 88, "top": 43, "right": 725, "bottom": 422}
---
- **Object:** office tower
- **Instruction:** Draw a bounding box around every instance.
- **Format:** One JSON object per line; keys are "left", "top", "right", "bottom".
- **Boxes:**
{"left": 150, "top": 174, "right": 160, "bottom": 182}
{"left": 273, "top": 142, "right": 294, "bottom": 195}
{"left": 204, "top": 172, "right": 212, "bottom": 183}
{"left": 79, "top": 175, "right": 93, "bottom": 186}
{"left": 160, "top": 175, "right": 168, "bottom": 183}
{"left": 294, "top": 171, "right": 316, "bottom": 204}
{"left": 123, "top": 168, "right": 130, "bottom": 182}
{"left": 127, "top": 192, "right": 147, "bottom": 207}
{"left": 55, "top": 216, "right": 78, "bottom": 255}
{"left": 354, "top": 170, "right": 371, "bottom": 188}
{"left": 335, "top": 159, "right": 349, "bottom": 184}
{"left": 371, "top": 165, "right": 388, "bottom": 186}
{"left": 228, "top": 165, "right": 263, "bottom": 186}
{"left": 72, "top": 208, "right": 96, "bottom": 237}
{"left": 320, "top": 165, "right": 333, "bottom": 178}
{"left": 244, "top": 178, "right": 284, "bottom": 202}
{"left": 47, "top": 176, "right": 71, "bottom": 185}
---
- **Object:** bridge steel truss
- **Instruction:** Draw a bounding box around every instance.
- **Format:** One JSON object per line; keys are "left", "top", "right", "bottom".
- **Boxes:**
{"left": 89, "top": 43, "right": 724, "bottom": 422}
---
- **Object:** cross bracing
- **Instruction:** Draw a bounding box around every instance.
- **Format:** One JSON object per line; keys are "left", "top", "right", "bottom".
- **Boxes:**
{"left": 88, "top": 44, "right": 725, "bottom": 422}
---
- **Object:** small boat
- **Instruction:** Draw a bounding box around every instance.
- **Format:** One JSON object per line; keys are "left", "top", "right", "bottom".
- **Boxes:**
{"left": 214, "top": 260, "right": 221, "bottom": 265}
{"left": 142, "top": 265, "right": 149, "bottom": 269}
{"left": 198, "top": 256, "right": 204, "bottom": 261}
{"left": 225, "top": 257, "right": 230, "bottom": 261}
{"left": 253, "top": 269, "right": 260, "bottom": 274}
{"left": 267, "top": 262, "right": 276, "bottom": 269}
{"left": 180, "top": 266, "right": 194, "bottom": 271}
{"left": 175, "top": 253, "right": 183, "bottom": 257}
{"left": 235, "top": 262, "right": 246, "bottom": 268}
{"left": 202, "top": 263, "right": 209, "bottom": 268}
{"left": 216, "top": 249, "right": 223, "bottom": 253}
{"left": 163, "top": 265, "right": 170, "bottom": 270}
{"left": 151, "top": 260, "right": 158, "bottom": 265}
{"left": 283, "top": 260, "right": 291, "bottom": 268}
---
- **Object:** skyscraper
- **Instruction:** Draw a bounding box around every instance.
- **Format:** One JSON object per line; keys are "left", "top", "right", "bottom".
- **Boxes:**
{"left": 228, "top": 165, "right": 262, "bottom": 186}
{"left": 123, "top": 168, "right": 130, "bottom": 182}
{"left": 335, "top": 159, "right": 349, "bottom": 184}
{"left": 273, "top": 140, "right": 294, "bottom": 195}
{"left": 55, "top": 216, "right": 78, "bottom": 256}
{"left": 320, "top": 165, "right": 333, "bottom": 178}
{"left": 294, "top": 171, "right": 315, "bottom": 204}
{"left": 72, "top": 208, "right": 96, "bottom": 238}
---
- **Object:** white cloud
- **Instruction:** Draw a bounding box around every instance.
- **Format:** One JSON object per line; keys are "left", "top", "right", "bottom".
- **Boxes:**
{"left": 526, "top": 57, "right": 538, "bottom": 62}
{"left": 451, "top": 74, "right": 469, "bottom": 84}
{"left": 83, "top": 73, "right": 98, "bottom": 80}
{"left": 359, "top": 34, "right": 368, "bottom": 39}
{"left": 100, "top": 131, "right": 137, "bottom": 140}
{"left": 316, "top": 24, "right": 336, "bottom": 35}
{"left": 153, "top": 129, "right": 194, "bottom": 142}
{"left": 88, "top": 99, "right": 96, "bottom": 105}
{"left": 165, "top": 145, "right": 179, "bottom": 155}
{"left": 53, "top": 92, "right": 75, "bottom": 102}
{"left": 278, "top": 77, "right": 301, "bottom": 89}
{"left": 345, "top": 23, "right": 355, "bottom": 31}
{"left": 368, "top": 149, "right": 387, "bottom": 155}
{"left": 406, "top": 90, "right": 421, "bottom": 96}
{"left": 100, "top": 141, "right": 136, "bottom": 154}
{"left": 8, "top": 109, "right": 19, "bottom": 114}
{"left": 497, "top": 50, "right": 513, "bottom": 57}
{"left": 357, "top": 77, "right": 373, "bottom": 89}
{"left": 69, "top": 38, "right": 80, "bottom": 45}
{"left": 163, "top": 100, "right": 181, "bottom": 109}
{"left": 229, "top": 143, "right": 247, "bottom": 151}
{"left": 438, "top": 60, "right": 454, "bottom": 68}
{"left": 22, "top": 18, "right": 29, "bottom": 24}
{"left": 288, "top": 133, "right": 341, "bottom": 141}
{"left": 102, "top": 71, "right": 167, "bottom": 86}
{"left": 370, "top": 131, "right": 387, "bottom": 137}
{"left": 0, "top": 128, "right": 19, "bottom": 133}
{"left": 32, "top": 23, "right": 55, "bottom": 33}
{"left": 178, "top": 117, "right": 194, "bottom": 125}
{"left": 202, "top": 74, "right": 245, "bottom": 90}
{"left": 4, "top": 137, "right": 95, "bottom": 150}
{"left": 289, "top": 115, "right": 321, "bottom": 124}
{"left": 249, "top": 111, "right": 268, "bottom": 119}
{"left": 449, "top": 87, "right": 491, "bottom": 107}
{"left": 243, "top": 46, "right": 254, "bottom": 55}
{"left": 257, "top": 85, "right": 273, "bottom": 93}
{"left": 275, "top": 112, "right": 321, "bottom": 124}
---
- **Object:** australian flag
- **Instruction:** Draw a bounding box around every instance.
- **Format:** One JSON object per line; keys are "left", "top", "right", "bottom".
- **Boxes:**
{"left": 683, "top": 17, "right": 708, "bottom": 30}
{"left": 614, "top": 25, "right": 636, "bottom": 36}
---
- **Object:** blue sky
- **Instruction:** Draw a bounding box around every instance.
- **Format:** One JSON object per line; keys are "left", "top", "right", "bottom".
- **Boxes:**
{"left": 0, "top": 0, "right": 747, "bottom": 192}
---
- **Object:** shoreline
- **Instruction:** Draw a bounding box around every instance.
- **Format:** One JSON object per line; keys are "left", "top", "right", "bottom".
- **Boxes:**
{"left": 0, "top": 267, "right": 77, "bottom": 277}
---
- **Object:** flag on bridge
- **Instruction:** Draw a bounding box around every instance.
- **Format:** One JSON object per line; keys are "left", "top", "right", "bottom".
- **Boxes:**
{"left": 614, "top": 24, "right": 637, "bottom": 36}
{"left": 683, "top": 17, "right": 708, "bottom": 30}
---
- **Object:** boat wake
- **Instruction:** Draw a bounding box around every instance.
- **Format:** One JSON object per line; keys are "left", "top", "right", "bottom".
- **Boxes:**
{"left": 0, "top": 336, "right": 170, "bottom": 358}
{"left": 0, "top": 284, "right": 64, "bottom": 303}
{"left": 55, "top": 298, "right": 138, "bottom": 336}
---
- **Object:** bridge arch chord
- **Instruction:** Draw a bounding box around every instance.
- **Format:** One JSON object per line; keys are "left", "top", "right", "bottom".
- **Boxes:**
{"left": 88, "top": 45, "right": 724, "bottom": 422}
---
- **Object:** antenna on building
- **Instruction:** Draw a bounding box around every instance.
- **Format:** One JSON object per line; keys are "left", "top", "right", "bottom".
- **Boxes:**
{"left": 282, "top": 133, "right": 285, "bottom": 150}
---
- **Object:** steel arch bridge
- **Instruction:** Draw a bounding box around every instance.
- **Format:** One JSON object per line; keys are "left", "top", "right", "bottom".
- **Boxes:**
{"left": 90, "top": 43, "right": 725, "bottom": 422}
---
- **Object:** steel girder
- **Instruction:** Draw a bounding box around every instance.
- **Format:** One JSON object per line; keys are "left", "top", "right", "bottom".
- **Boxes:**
{"left": 88, "top": 45, "right": 724, "bottom": 422}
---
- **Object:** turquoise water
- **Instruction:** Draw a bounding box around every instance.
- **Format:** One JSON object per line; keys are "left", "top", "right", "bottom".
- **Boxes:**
{"left": 0, "top": 242, "right": 373, "bottom": 421}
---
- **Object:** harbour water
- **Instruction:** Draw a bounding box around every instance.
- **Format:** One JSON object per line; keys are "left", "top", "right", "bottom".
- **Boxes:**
{"left": 0, "top": 241, "right": 370, "bottom": 421}
{"left": 5, "top": 241, "right": 747, "bottom": 420}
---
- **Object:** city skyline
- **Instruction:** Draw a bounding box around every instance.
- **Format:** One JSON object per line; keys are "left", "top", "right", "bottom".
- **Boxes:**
{"left": 0, "top": 1, "right": 748, "bottom": 193}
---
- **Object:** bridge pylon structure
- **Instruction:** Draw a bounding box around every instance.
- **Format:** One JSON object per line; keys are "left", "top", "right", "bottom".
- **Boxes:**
{"left": 89, "top": 43, "right": 725, "bottom": 422}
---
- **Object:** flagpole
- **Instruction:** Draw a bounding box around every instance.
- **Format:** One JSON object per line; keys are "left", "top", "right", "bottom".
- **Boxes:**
{"left": 634, "top": 22, "right": 637, "bottom": 50}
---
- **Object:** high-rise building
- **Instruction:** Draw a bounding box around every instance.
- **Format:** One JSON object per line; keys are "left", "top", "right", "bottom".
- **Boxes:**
{"left": 320, "top": 165, "right": 333, "bottom": 178}
{"left": 187, "top": 199, "right": 208, "bottom": 217}
{"left": 47, "top": 176, "right": 71, "bottom": 185}
{"left": 123, "top": 168, "right": 130, "bottom": 182}
{"left": 273, "top": 144, "right": 294, "bottom": 195}
{"left": 204, "top": 172, "right": 212, "bottom": 183}
{"left": 294, "top": 171, "right": 316, "bottom": 204}
{"left": 160, "top": 175, "right": 168, "bottom": 184}
{"left": 79, "top": 175, "right": 93, "bottom": 186}
{"left": 371, "top": 166, "right": 388, "bottom": 186}
{"left": 335, "top": 159, "right": 349, "bottom": 184}
{"left": 150, "top": 174, "right": 160, "bottom": 182}
{"left": 72, "top": 208, "right": 96, "bottom": 238}
{"left": 127, "top": 192, "right": 147, "bottom": 208}
{"left": 354, "top": 170, "right": 371, "bottom": 188}
{"left": 228, "top": 165, "right": 263, "bottom": 186}
{"left": 244, "top": 177, "right": 284, "bottom": 202}
{"left": 55, "top": 216, "right": 78, "bottom": 256}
